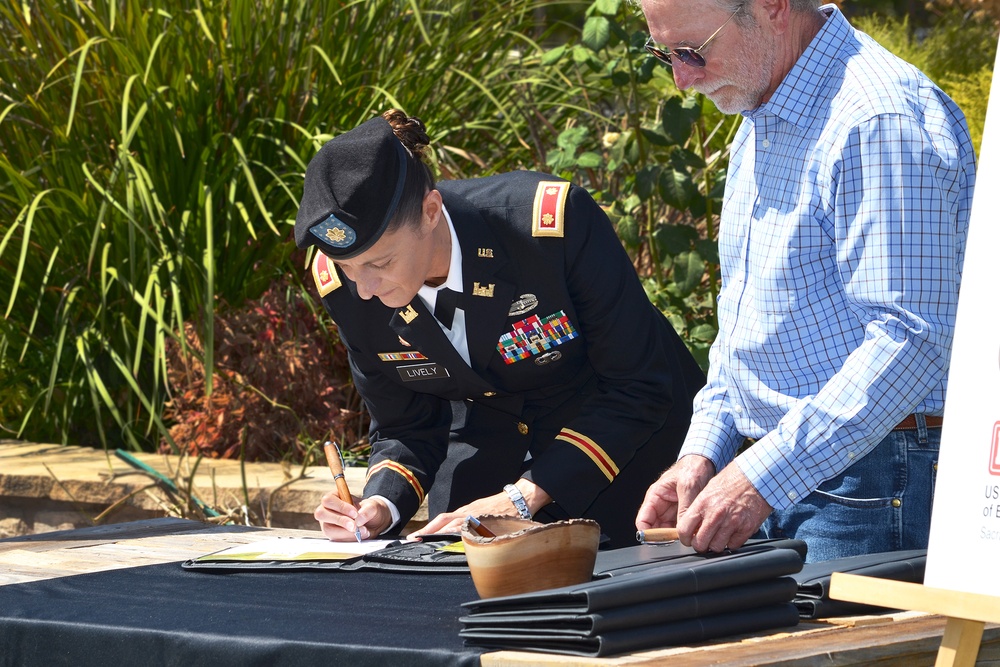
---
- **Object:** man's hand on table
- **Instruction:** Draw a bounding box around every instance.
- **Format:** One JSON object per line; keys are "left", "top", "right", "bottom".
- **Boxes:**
{"left": 636, "top": 454, "right": 773, "bottom": 552}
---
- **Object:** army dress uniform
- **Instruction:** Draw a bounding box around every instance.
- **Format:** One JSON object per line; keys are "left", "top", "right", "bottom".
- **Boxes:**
{"left": 310, "top": 170, "right": 705, "bottom": 548}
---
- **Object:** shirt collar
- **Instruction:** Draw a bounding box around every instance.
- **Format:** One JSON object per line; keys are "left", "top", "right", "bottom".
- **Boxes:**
{"left": 417, "top": 204, "right": 462, "bottom": 305}
{"left": 744, "top": 4, "right": 850, "bottom": 128}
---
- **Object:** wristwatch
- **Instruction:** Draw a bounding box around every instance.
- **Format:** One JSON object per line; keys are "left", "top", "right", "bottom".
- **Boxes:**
{"left": 503, "top": 484, "right": 532, "bottom": 520}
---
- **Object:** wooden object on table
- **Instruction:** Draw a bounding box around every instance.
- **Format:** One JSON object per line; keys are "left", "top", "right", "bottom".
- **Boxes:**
{"left": 460, "top": 515, "right": 598, "bottom": 599}
{"left": 635, "top": 527, "right": 680, "bottom": 543}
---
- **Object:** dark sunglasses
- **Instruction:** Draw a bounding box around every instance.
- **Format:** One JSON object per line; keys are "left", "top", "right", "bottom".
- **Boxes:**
{"left": 644, "top": 9, "right": 739, "bottom": 69}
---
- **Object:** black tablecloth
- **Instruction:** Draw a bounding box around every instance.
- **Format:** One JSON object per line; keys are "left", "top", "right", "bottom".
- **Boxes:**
{"left": 0, "top": 562, "right": 484, "bottom": 667}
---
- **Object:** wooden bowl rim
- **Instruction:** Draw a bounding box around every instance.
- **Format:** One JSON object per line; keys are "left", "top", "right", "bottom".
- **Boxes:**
{"left": 461, "top": 515, "right": 600, "bottom": 545}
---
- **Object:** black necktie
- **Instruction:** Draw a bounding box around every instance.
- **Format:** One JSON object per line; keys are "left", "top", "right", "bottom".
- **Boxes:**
{"left": 434, "top": 288, "right": 462, "bottom": 329}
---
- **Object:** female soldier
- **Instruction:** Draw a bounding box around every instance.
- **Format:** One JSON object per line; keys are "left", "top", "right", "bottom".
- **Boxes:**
{"left": 296, "top": 110, "right": 704, "bottom": 548}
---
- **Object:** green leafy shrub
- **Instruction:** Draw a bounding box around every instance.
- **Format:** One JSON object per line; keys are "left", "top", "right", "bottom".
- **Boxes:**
{"left": 531, "top": 0, "right": 736, "bottom": 368}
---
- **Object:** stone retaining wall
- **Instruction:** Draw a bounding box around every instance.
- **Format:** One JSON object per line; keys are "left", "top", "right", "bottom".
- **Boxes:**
{"left": 0, "top": 441, "right": 426, "bottom": 537}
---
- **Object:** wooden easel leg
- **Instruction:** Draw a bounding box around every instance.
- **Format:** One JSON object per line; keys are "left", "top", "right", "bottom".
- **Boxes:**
{"left": 935, "top": 617, "right": 986, "bottom": 667}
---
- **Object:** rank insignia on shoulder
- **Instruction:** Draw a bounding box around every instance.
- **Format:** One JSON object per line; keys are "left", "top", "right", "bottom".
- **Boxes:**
{"left": 378, "top": 351, "right": 428, "bottom": 362}
{"left": 399, "top": 305, "right": 419, "bottom": 323}
{"left": 532, "top": 180, "right": 569, "bottom": 238}
{"left": 472, "top": 282, "right": 495, "bottom": 297}
{"left": 311, "top": 251, "right": 342, "bottom": 297}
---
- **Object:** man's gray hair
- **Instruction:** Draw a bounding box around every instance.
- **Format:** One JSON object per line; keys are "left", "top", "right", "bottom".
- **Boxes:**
{"left": 718, "top": 0, "right": 822, "bottom": 17}
{"left": 631, "top": 0, "right": 823, "bottom": 23}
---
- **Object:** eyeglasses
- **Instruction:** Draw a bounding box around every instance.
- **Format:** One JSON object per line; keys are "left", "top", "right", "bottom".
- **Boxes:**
{"left": 644, "top": 10, "right": 739, "bottom": 69}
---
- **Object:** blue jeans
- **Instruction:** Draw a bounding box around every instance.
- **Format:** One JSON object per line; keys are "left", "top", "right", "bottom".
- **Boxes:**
{"left": 756, "top": 415, "right": 940, "bottom": 563}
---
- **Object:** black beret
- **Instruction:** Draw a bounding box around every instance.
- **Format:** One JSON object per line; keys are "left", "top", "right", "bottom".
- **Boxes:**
{"left": 294, "top": 116, "right": 408, "bottom": 259}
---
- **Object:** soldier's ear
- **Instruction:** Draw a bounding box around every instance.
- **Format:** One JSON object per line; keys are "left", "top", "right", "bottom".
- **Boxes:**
{"left": 420, "top": 189, "right": 444, "bottom": 234}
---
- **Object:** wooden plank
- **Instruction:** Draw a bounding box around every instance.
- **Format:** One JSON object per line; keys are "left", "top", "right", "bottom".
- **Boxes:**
{"left": 936, "top": 618, "right": 987, "bottom": 667}
{"left": 480, "top": 615, "right": 1000, "bottom": 666}
{"left": 831, "top": 573, "right": 1000, "bottom": 624}
{"left": 0, "top": 517, "right": 320, "bottom": 584}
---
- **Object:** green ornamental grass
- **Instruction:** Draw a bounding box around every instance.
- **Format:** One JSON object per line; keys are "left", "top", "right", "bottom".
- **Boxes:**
{"left": 0, "top": 0, "right": 571, "bottom": 452}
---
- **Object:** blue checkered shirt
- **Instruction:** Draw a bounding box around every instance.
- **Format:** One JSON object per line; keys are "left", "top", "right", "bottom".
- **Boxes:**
{"left": 680, "top": 5, "right": 977, "bottom": 510}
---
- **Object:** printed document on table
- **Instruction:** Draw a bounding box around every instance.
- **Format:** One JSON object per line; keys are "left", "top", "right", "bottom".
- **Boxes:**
{"left": 193, "top": 537, "right": 397, "bottom": 562}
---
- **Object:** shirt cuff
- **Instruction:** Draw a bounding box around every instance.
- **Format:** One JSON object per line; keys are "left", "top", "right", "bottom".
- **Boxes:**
{"left": 369, "top": 494, "right": 401, "bottom": 534}
{"left": 679, "top": 420, "right": 743, "bottom": 474}
{"left": 735, "top": 434, "right": 815, "bottom": 510}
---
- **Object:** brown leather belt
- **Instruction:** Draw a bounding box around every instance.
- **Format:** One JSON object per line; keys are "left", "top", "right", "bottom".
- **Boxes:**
{"left": 893, "top": 414, "right": 943, "bottom": 431}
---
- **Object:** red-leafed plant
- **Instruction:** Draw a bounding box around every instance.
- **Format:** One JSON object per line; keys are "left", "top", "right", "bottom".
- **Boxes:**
{"left": 162, "top": 275, "right": 368, "bottom": 463}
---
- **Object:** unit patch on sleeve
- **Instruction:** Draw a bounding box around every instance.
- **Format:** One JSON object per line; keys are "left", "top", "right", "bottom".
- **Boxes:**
{"left": 311, "top": 251, "right": 342, "bottom": 297}
{"left": 496, "top": 310, "right": 579, "bottom": 365}
{"left": 532, "top": 181, "right": 569, "bottom": 238}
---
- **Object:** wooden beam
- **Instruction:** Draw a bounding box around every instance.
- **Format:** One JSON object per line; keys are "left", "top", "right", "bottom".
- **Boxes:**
{"left": 936, "top": 617, "right": 985, "bottom": 667}
{"left": 830, "top": 573, "right": 1000, "bottom": 624}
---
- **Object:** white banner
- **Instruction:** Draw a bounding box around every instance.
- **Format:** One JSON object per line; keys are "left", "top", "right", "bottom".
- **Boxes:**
{"left": 924, "top": 46, "right": 1000, "bottom": 596}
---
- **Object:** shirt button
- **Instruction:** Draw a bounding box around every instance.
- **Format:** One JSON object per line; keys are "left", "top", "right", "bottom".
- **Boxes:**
{"left": 517, "top": 422, "right": 529, "bottom": 435}
{"left": 847, "top": 451, "right": 855, "bottom": 460}
{"left": 787, "top": 491, "right": 798, "bottom": 501}
{"left": 891, "top": 498, "right": 902, "bottom": 508}
{"left": 733, "top": 405, "right": 743, "bottom": 414}
{"left": 762, "top": 139, "right": 771, "bottom": 148}
{"left": 483, "top": 391, "right": 496, "bottom": 397}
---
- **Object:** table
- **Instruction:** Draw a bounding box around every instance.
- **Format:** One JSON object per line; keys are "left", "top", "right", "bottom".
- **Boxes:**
{"left": 1, "top": 518, "right": 998, "bottom": 666}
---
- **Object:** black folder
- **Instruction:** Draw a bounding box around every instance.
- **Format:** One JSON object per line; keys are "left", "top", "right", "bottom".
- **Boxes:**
{"left": 181, "top": 537, "right": 469, "bottom": 573}
{"left": 460, "top": 576, "right": 799, "bottom": 635}
{"left": 592, "top": 537, "right": 808, "bottom": 577}
{"left": 460, "top": 603, "right": 801, "bottom": 657}
{"left": 792, "top": 549, "right": 926, "bottom": 618}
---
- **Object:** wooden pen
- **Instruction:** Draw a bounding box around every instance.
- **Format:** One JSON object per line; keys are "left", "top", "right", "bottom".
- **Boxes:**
{"left": 635, "top": 527, "right": 680, "bottom": 544}
{"left": 323, "top": 440, "right": 362, "bottom": 543}
{"left": 466, "top": 515, "right": 497, "bottom": 538}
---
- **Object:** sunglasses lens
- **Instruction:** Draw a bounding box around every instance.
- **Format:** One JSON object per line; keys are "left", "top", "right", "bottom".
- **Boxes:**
{"left": 674, "top": 48, "right": 706, "bottom": 68}
{"left": 645, "top": 44, "right": 672, "bottom": 66}
{"left": 644, "top": 42, "right": 708, "bottom": 69}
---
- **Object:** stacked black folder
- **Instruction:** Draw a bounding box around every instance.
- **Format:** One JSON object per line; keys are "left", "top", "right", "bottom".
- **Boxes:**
{"left": 459, "top": 539, "right": 807, "bottom": 657}
{"left": 791, "top": 549, "right": 926, "bottom": 618}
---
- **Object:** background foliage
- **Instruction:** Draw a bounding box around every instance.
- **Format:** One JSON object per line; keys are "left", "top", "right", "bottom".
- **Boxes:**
{"left": 1, "top": 0, "right": 996, "bottom": 463}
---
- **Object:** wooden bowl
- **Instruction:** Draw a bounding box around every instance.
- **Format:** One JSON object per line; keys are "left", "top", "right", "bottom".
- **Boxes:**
{"left": 461, "top": 515, "right": 600, "bottom": 599}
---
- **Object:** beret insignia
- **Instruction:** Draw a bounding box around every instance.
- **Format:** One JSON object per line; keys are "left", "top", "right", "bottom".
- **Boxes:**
{"left": 310, "top": 214, "right": 357, "bottom": 249}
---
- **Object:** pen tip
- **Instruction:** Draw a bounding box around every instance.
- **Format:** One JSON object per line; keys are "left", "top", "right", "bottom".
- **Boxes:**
{"left": 355, "top": 530, "right": 362, "bottom": 543}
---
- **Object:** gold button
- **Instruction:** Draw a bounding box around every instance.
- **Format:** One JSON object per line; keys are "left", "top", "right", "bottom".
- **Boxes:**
{"left": 517, "top": 422, "right": 529, "bottom": 435}
{"left": 891, "top": 498, "right": 902, "bottom": 508}
{"left": 483, "top": 391, "right": 496, "bottom": 397}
